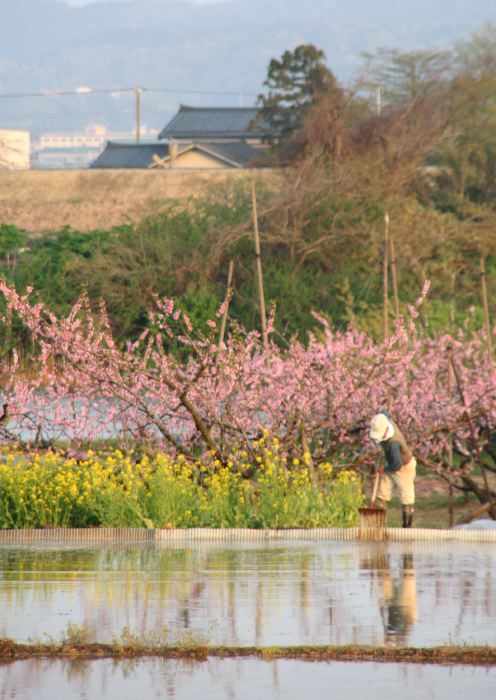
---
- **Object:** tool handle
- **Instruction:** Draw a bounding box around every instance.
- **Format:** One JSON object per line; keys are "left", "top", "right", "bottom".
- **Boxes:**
{"left": 370, "top": 470, "right": 380, "bottom": 505}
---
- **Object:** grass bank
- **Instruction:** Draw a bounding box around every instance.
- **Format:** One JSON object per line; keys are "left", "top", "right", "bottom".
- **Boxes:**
{"left": 0, "top": 638, "right": 494, "bottom": 665}
{"left": 0, "top": 169, "right": 275, "bottom": 234}
{"left": 383, "top": 473, "right": 490, "bottom": 529}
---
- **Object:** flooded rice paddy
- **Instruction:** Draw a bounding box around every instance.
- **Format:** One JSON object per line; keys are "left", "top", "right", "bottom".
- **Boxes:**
{"left": 0, "top": 540, "right": 494, "bottom": 648}
{"left": 0, "top": 539, "right": 495, "bottom": 698}
{"left": 1, "top": 657, "right": 495, "bottom": 700}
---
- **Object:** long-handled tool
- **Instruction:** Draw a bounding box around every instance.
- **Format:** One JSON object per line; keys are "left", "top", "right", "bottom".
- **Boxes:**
{"left": 358, "top": 469, "right": 386, "bottom": 536}
{"left": 370, "top": 469, "right": 380, "bottom": 506}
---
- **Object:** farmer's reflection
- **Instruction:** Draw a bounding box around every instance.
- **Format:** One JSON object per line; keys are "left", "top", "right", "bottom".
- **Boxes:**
{"left": 365, "top": 549, "right": 417, "bottom": 645}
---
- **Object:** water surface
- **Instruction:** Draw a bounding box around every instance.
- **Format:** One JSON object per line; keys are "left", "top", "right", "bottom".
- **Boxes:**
{"left": 0, "top": 541, "right": 494, "bottom": 647}
{"left": 0, "top": 658, "right": 494, "bottom": 700}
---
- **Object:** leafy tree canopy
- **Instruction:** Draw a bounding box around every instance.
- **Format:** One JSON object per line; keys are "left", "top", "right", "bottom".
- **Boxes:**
{"left": 255, "top": 44, "right": 341, "bottom": 145}
{"left": 362, "top": 47, "right": 452, "bottom": 105}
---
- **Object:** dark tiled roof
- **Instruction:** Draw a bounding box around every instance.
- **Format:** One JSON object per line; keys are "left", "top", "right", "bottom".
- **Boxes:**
{"left": 91, "top": 140, "right": 264, "bottom": 170}
{"left": 194, "top": 141, "right": 263, "bottom": 167}
{"left": 159, "top": 105, "right": 263, "bottom": 140}
{"left": 90, "top": 141, "right": 169, "bottom": 168}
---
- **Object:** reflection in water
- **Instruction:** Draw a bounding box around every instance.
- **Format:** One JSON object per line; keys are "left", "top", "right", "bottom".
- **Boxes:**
{"left": 361, "top": 547, "right": 417, "bottom": 645}
{"left": 0, "top": 542, "right": 495, "bottom": 648}
{"left": 0, "top": 658, "right": 495, "bottom": 700}
{"left": 385, "top": 554, "right": 417, "bottom": 645}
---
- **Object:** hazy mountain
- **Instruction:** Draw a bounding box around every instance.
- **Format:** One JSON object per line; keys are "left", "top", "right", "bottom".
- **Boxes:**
{"left": 1, "top": 0, "right": 495, "bottom": 134}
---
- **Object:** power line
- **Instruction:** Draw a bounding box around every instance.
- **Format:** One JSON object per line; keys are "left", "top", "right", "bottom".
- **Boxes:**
{"left": 148, "top": 88, "right": 259, "bottom": 98}
{"left": 0, "top": 86, "right": 259, "bottom": 100}
{"left": 0, "top": 88, "right": 135, "bottom": 99}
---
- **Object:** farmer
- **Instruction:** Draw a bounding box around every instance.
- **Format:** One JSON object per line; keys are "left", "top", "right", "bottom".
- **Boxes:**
{"left": 369, "top": 410, "right": 416, "bottom": 528}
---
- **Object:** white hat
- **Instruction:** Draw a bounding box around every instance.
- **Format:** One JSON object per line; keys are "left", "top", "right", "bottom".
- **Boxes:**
{"left": 369, "top": 413, "right": 394, "bottom": 442}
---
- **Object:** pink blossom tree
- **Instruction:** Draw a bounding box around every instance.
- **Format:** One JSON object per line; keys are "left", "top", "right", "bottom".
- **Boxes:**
{"left": 1, "top": 280, "right": 495, "bottom": 517}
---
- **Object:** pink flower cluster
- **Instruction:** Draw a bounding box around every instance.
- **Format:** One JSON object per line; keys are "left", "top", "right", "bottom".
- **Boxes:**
{"left": 1, "top": 281, "right": 495, "bottom": 476}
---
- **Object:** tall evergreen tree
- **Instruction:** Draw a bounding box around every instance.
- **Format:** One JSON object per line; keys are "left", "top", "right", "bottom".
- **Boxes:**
{"left": 254, "top": 44, "right": 339, "bottom": 144}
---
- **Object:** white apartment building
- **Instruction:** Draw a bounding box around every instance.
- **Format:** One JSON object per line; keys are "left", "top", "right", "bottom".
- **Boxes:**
{"left": 37, "top": 124, "right": 120, "bottom": 150}
{"left": 33, "top": 124, "right": 158, "bottom": 169}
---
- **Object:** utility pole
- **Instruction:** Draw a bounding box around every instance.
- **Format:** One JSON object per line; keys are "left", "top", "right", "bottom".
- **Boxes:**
{"left": 135, "top": 87, "right": 142, "bottom": 144}
{"left": 376, "top": 85, "right": 382, "bottom": 116}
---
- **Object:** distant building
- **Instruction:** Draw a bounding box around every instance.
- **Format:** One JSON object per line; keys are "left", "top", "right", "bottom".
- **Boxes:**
{"left": 91, "top": 139, "right": 262, "bottom": 170}
{"left": 158, "top": 105, "right": 265, "bottom": 144}
{"left": 37, "top": 124, "right": 110, "bottom": 151}
{"left": 91, "top": 105, "right": 267, "bottom": 170}
{"left": 32, "top": 124, "right": 157, "bottom": 169}
{"left": 153, "top": 105, "right": 267, "bottom": 168}
{"left": 91, "top": 142, "right": 170, "bottom": 169}
{"left": 151, "top": 140, "right": 262, "bottom": 169}
{"left": 32, "top": 146, "right": 104, "bottom": 170}
{"left": 0, "top": 130, "right": 30, "bottom": 170}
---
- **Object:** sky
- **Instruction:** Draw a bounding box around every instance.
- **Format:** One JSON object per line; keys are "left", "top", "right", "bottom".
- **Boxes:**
{"left": 66, "top": 0, "right": 230, "bottom": 4}
{"left": 2, "top": 0, "right": 495, "bottom": 135}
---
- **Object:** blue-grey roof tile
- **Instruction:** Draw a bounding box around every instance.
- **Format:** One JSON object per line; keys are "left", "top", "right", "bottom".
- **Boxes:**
{"left": 159, "top": 105, "right": 263, "bottom": 140}
{"left": 91, "top": 140, "right": 265, "bottom": 169}
{"left": 90, "top": 141, "right": 169, "bottom": 169}
{"left": 194, "top": 141, "right": 263, "bottom": 167}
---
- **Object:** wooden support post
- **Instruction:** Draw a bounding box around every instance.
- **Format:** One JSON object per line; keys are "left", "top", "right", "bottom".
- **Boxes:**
{"left": 447, "top": 351, "right": 454, "bottom": 527}
{"left": 389, "top": 230, "right": 400, "bottom": 322}
{"left": 383, "top": 212, "right": 389, "bottom": 340}
{"left": 251, "top": 181, "right": 268, "bottom": 349}
{"left": 218, "top": 259, "right": 234, "bottom": 347}
{"left": 480, "top": 255, "right": 492, "bottom": 352}
{"left": 5, "top": 305, "right": 12, "bottom": 356}
{"left": 450, "top": 271, "right": 456, "bottom": 333}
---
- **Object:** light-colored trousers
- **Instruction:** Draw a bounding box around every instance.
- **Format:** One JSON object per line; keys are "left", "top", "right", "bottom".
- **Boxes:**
{"left": 377, "top": 457, "right": 416, "bottom": 505}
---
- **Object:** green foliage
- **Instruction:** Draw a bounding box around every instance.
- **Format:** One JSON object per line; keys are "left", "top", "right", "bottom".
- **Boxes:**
{"left": 371, "top": 25, "right": 496, "bottom": 212}
{"left": 4, "top": 32, "right": 496, "bottom": 347}
{"left": 3, "top": 180, "right": 495, "bottom": 347}
{"left": 0, "top": 449, "right": 363, "bottom": 529}
{"left": 255, "top": 44, "right": 341, "bottom": 144}
{"left": 426, "top": 66, "right": 496, "bottom": 209}
{"left": 0, "top": 224, "right": 26, "bottom": 259}
{"left": 10, "top": 226, "right": 111, "bottom": 313}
